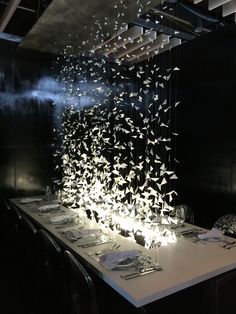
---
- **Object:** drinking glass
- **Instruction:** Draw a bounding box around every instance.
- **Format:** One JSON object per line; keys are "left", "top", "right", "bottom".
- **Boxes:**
{"left": 55, "top": 189, "right": 62, "bottom": 204}
{"left": 45, "top": 185, "right": 52, "bottom": 202}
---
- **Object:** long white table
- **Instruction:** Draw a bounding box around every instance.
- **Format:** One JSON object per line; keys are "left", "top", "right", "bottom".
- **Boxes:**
{"left": 9, "top": 197, "right": 236, "bottom": 309}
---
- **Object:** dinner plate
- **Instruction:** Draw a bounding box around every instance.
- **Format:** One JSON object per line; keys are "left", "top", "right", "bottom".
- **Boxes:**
{"left": 99, "top": 250, "right": 141, "bottom": 270}
{"left": 20, "top": 198, "right": 43, "bottom": 204}
{"left": 49, "top": 214, "right": 73, "bottom": 224}
{"left": 38, "top": 204, "right": 60, "bottom": 212}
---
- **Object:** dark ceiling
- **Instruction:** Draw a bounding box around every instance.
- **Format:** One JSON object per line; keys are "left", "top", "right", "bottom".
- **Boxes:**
{"left": 0, "top": 0, "right": 235, "bottom": 61}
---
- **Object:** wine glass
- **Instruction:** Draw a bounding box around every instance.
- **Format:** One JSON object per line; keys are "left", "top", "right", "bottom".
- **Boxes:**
{"left": 55, "top": 189, "right": 62, "bottom": 204}
{"left": 175, "top": 214, "right": 185, "bottom": 235}
{"left": 45, "top": 186, "right": 52, "bottom": 202}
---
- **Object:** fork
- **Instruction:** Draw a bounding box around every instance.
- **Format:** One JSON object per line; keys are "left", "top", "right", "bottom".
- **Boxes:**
{"left": 120, "top": 264, "right": 162, "bottom": 280}
{"left": 222, "top": 240, "right": 236, "bottom": 248}
{"left": 95, "top": 243, "right": 120, "bottom": 255}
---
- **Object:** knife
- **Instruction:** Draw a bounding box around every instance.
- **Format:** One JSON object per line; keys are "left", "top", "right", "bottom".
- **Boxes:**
{"left": 80, "top": 240, "right": 112, "bottom": 248}
{"left": 180, "top": 228, "right": 202, "bottom": 235}
{"left": 121, "top": 266, "right": 162, "bottom": 280}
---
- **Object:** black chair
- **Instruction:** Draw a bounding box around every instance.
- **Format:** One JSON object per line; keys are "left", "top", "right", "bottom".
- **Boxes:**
{"left": 20, "top": 214, "right": 38, "bottom": 255}
{"left": 208, "top": 213, "right": 236, "bottom": 314}
{"left": 15, "top": 213, "right": 40, "bottom": 314}
{"left": 213, "top": 213, "right": 236, "bottom": 238}
{"left": 0, "top": 196, "right": 11, "bottom": 234}
{"left": 38, "top": 229, "right": 67, "bottom": 314}
{"left": 3, "top": 200, "right": 24, "bottom": 257}
{"left": 64, "top": 250, "right": 99, "bottom": 314}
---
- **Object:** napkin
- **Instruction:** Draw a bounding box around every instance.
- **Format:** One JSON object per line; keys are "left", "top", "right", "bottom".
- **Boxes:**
{"left": 62, "top": 229, "right": 100, "bottom": 241}
{"left": 38, "top": 204, "right": 60, "bottom": 212}
{"left": 99, "top": 250, "right": 140, "bottom": 270}
{"left": 197, "top": 228, "right": 224, "bottom": 241}
{"left": 49, "top": 214, "right": 73, "bottom": 224}
{"left": 20, "top": 197, "right": 43, "bottom": 204}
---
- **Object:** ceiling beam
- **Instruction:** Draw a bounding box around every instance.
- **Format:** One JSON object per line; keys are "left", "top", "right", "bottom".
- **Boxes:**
{"left": 132, "top": 17, "right": 196, "bottom": 41}
{"left": 97, "top": 25, "right": 144, "bottom": 55}
{"left": 135, "top": 37, "right": 181, "bottom": 63}
{"left": 93, "top": 25, "right": 128, "bottom": 52}
{"left": 126, "top": 33, "right": 170, "bottom": 61}
{"left": 0, "top": 0, "right": 21, "bottom": 32}
{"left": 112, "top": 30, "right": 157, "bottom": 59}
{"left": 222, "top": 0, "right": 236, "bottom": 16}
{"left": 209, "top": 0, "right": 231, "bottom": 10}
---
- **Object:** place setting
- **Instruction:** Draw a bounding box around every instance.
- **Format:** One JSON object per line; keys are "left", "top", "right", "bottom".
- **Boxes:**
{"left": 179, "top": 227, "right": 236, "bottom": 249}
{"left": 87, "top": 243, "right": 162, "bottom": 279}
{"left": 19, "top": 197, "right": 44, "bottom": 204}
{"left": 37, "top": 203, "right": 62, "bottom": 213}
{"left": 41, "top": 210, "right": 81, "bottom": 230}
{"left": 60, "top": 228, "right": 103, "bottom": 244}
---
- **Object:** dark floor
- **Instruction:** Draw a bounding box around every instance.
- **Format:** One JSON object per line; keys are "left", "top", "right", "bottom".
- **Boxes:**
{"left": 1, "top": 237, "right": 28, "bottom": 314}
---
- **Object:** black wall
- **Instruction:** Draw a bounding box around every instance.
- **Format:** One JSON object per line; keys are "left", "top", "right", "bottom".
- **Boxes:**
{"left": 169, "top": 24, "right": 236, "bottom": 228}
{"left": 0, "top": 40, "right": 56, "bottom": 196}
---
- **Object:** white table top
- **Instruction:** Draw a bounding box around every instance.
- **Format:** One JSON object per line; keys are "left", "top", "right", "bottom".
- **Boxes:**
{"left": 10, "top": 197, "right": 236, "bottom": 308}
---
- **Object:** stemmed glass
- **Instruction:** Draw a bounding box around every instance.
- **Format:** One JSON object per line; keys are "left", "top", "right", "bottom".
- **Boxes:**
{"left": 55, "top": 189, "right": 62, "bottom": 205}
{"left": 45, "top": 185, "right": 52, "bottom": 202}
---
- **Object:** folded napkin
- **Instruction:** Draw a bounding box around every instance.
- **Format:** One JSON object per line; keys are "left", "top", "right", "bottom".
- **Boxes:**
{"left": 62, "top": 229, "right": 101, "bottom": 241}
{"left": 20, "top": 197, "right": 43, "bottom": 204}
{"left": 38, "top": 204, "right": 60, "bottom": 212}
{"left": 99, "top": 250, "right": 140, "bottom": 270}
{"left": 49, "top": 214, "right": 73, "bottom": 224}
{"left": 198, "top": 228, "right": 224, "bottom": 241}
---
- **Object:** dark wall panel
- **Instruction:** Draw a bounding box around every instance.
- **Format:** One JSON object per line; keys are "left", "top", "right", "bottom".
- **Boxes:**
{"left": 0, "top": 40, "right": 56, "bottom": 196}
{"left": 169, "top": 24, "right": 236, "bottom": 227}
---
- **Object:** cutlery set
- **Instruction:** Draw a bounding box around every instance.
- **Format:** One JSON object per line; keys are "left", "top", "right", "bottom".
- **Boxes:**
{"left": 36, "top": 202, "right": 163, "bottom": 279}
{"left": 222, "top": 240, "right": 236, "bottom": 249}
{"left": 79, "top": 239, "right": 114, "bottom": 248}
{"left": 95, "top": 243, "right": 121, "bottom": 255}
{"left": 180, "top": 229, "right": 236, "bottom": 249}
{"left": 120, "top": 264, "right": 162, "bottom": 280}
{"left": 55, "top": 223, "right": 84, "bottom": 230}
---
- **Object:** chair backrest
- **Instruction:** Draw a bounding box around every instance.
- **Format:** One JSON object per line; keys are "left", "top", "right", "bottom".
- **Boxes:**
{"left": 1, "top": 198, "right": 15, "bottom": 233}
{"left": 38, "top": 229, "right": 67, "bottom": 314}
{"left": 21, "top": 214, "right": 38, "bottom": 235}
{"left": 17, "top": 214, "right": 40, "bottom": 269}
{"left": 213, "top": 214, "right": 236, "bottom": 237}
{"left": 6, "top": 201, "right": 24, "bottom": 246}
{"left": 39, "top": 228, "right": 61, "bottom": 253}
{"left": 172, "top": 204, "right": 194, "bottom": 224}
{"left": 64, "top": 250, "right": 99, "bottom": 314}
{"left": 38, "top": 229, "right": 62, "bottom": 275}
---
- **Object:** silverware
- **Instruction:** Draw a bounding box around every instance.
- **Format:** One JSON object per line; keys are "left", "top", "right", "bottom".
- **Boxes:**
{"left": 120, "top": 265, "right": 162, "bottom": 280}
{"left": 225, "top": 242, "right": 236, "bottom": 249}
{"left": 227, "top": 244, "right": 236, "bottom": 250}
{"left": 180, "top": 228, "right": 203, "bottom": 235}
{"left": 222, "top": 240, "right": 236, "bottom": 248}
{"left": 95, "top": 243, "right": 120, "bottom": 255}
{"left": 80, "top": 240, "right": 113, "bottom": 248}
{"left": 54, "top": 222, "right": 75, "bottom": 230}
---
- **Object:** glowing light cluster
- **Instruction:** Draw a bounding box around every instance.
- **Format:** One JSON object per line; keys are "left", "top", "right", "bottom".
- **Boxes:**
{"left": 52, "top": 0, "right": 180, "bottom": 247}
